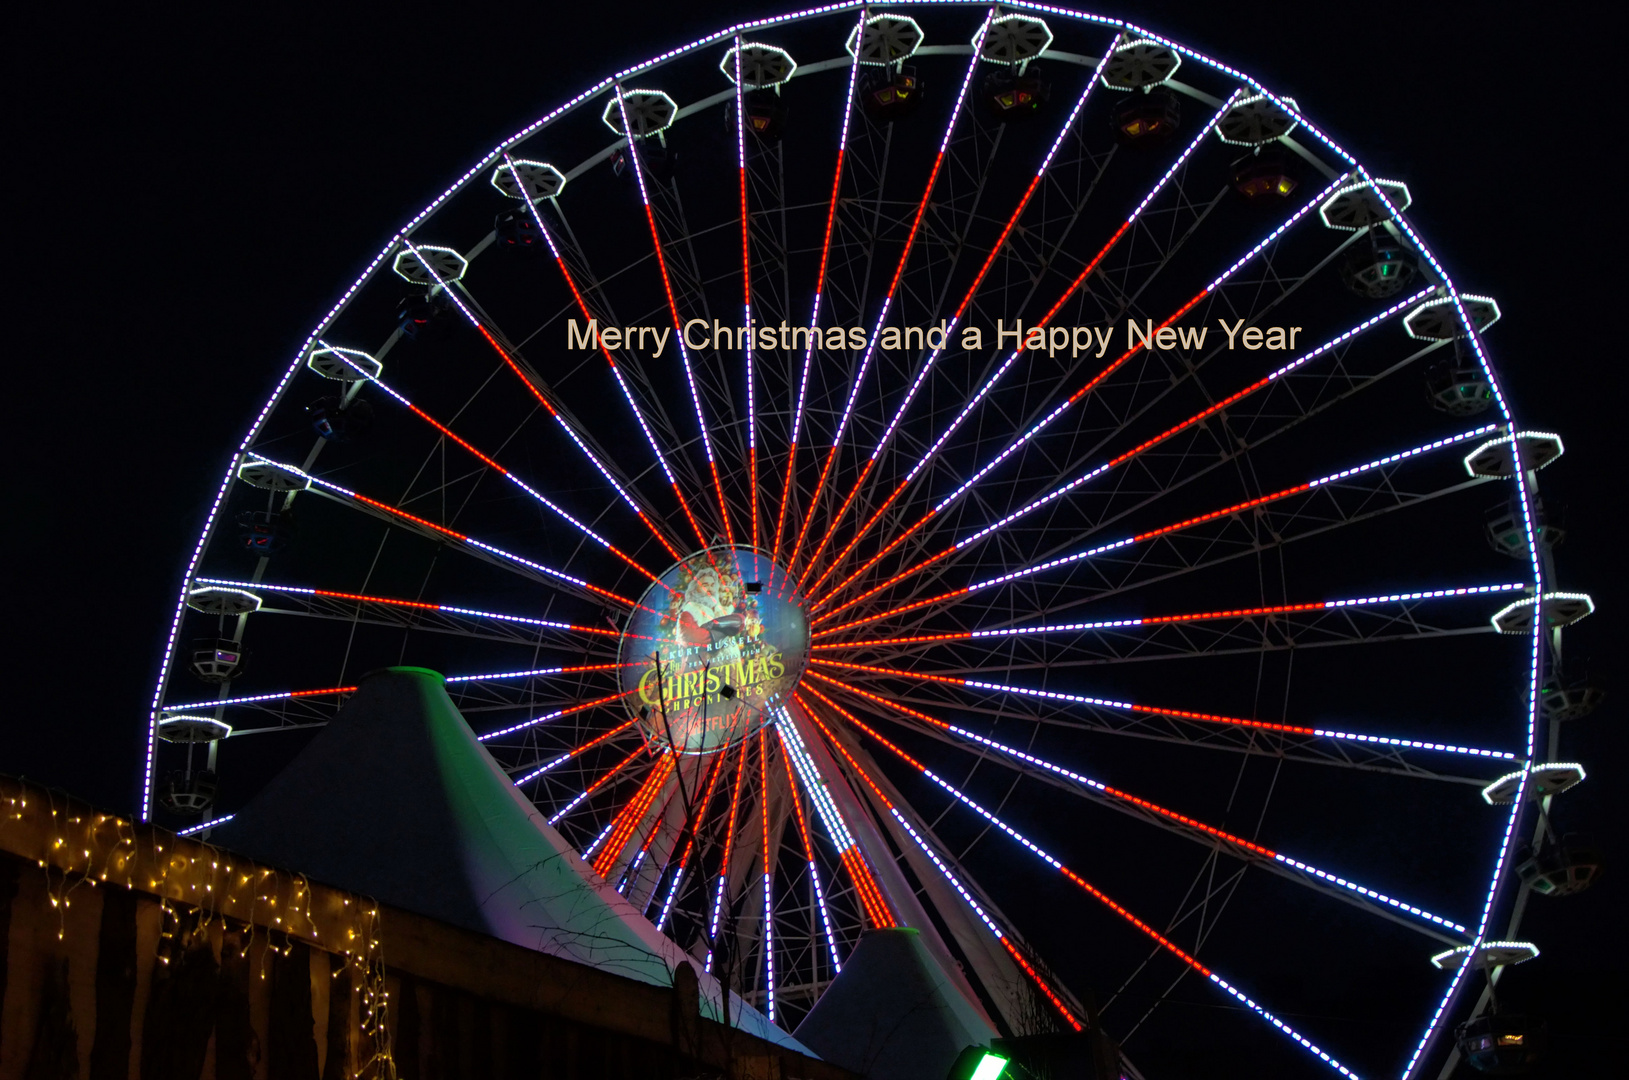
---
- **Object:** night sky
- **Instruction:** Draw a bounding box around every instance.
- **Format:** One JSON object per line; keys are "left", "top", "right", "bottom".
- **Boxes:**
{"left": 8, "top": 1, "right": 1620, "bottom": 1075}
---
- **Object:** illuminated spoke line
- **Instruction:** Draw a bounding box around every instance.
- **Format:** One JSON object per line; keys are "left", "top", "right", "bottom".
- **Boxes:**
{"left": 706, "top": 733, "right": 753, "bottom": 973}
{"left": 803, "top": 36, "right": 1122, "bottom": 601}
{"left": 816, "top": 677, "right": 1469, "bottom": 937}
{"left": 164, "top": 685, "right": 357, "bottom": 713}
{"left": 797, "top": 692, "right": 1085, "bottom": 1032}
{"left": 809, "top": 161, "right": 1353, "bottom": 615}
{"left": 614, "top": 88, "right": 735, "bottom": 547}
{"left": 788, "top": 15, "right": 995, "bottom": 587}
{"left": 811, "top": 425, "right": 1500, "bottom": 639}
{"left": 247, "top": 453, "right": 647, "bottom": 611}
{"left": 772, "top": 11, "right": 868, "bottom": 568}
{"left": 190, "top": 577, "right": 638, "bottom": 641}
{"left": 810, "top": 687, "right": 1361, "bottom": 1078}
{"left": 511, "top": 718, "right": 642, "bottom": 786}
{"left": 655, "top": 723, "right": 740, "bottom": 932}
{"left": 547, "top": 741, "right": 651, "bottom": 826}
{"left": 648, "top": 708, "right": 748, "bottom": 925}
{"left": 813, "top": 286, "right": 1434, "bottom": 625}
{"left": 317, "top": 345, "right": 668, "bottom": 588}
{"left": 806, "top": 663, "right": 1518, "bottom": 762}
{"left": 733, "top": 39, "right": 760, "bottom": 552}
{"left": 818, "top": 582, "right": 1527, "bottom": 650}
{"left": 399, "top": 236, "right": 685, "bottom": 561}
{"left": 498, "top": 165, "right": 696, "bottom": 559}
{"left": 478, "top": 688, "right": 640, "bottom": 741}
{"left": 758, "top": 725, "right": 777, "bottom": 1019}
{"left": 776, "top": 705, "right": 894, "bottom": 930}
{"left": 778, "top": 726, "right": 842, "bottom": 974}
{"left": 592, "top": 749, "right": 677, "bottom": 880}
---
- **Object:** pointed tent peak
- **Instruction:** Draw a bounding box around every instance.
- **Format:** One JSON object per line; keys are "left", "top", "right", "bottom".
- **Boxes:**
{"left": 380, "top": 664, "right": 446, "bottom": 679}
{"left": 795, "top": 927, "right": 999, "bottom": 1080}
{"left": 211, "top": 667, "right": 807, "bottom": 1053}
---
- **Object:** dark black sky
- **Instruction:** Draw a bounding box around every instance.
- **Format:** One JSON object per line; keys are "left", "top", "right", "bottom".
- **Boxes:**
{"left": 7, "top": 1, "right": 1621, "bottom": 1075}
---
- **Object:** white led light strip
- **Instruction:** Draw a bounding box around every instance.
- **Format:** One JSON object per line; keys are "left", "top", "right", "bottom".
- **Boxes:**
{"left": 951, "top": 288, "right": 1436, "bottom": 548}
{"left": 966, "top": 424, "right": 1500, "bottom": 593}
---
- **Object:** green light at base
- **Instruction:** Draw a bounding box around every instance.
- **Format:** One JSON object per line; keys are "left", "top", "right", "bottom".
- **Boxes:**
{"left": 968, "top": 1051, "right": 1009, "bottom": 1080}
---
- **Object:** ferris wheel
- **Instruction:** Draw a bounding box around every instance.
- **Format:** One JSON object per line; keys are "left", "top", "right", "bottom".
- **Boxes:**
{"left": 143, "top": 4, "right": 1597, "bottom": 1076}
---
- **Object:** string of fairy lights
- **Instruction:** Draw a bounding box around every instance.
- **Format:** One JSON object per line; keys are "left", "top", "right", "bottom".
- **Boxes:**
{"left": 3, "top": 779, "right": 396, "bottom": 1079}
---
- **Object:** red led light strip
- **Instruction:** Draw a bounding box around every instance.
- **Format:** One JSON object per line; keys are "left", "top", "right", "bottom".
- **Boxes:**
{"left": 807, "top": 659, "right": 1322, "bottom": 738}
{"left": 801, "top": 690, "right": 1086, "bottom": 1031}
{"left": 592, "top": 752, "right": 676, "bottom": 880}
{"left": 818, "top": 675, "right": 1277, "bottom": 858}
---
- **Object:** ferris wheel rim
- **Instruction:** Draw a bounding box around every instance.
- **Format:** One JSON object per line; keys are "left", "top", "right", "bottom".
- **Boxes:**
{"left": 143, "top": 5, "right": 1558, "bottom": 1077}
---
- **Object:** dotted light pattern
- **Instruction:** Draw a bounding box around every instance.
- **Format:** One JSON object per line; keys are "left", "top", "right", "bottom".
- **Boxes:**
{"left": 252, "top": 454, "right": 642, "bottom": 609}
{"left": 478, "top": 689, "right": 639, "bottom": 742}
{"left": 821, "top": 582, "right": 1526, "bottom": 648}
{"left": 811, "top": 424, "right": 1502, "bottom": 640}
{"left": 778, "top": 728, "right": 843, "bottom": 974}
{"left": 811, "top": 86, "right": 1267, "bottom": 613}
{"left": 613, "top": 88, "right": 735, "bottom": 547}
{"left": 314, "top": 345, "right": 666, "bottom": 587}
{"left": 797, "top": 692, "right": 1083, "bottom": 1030}
{"left": 511, "top": 718, "right": 641, "bottom": 787}
{"left": 192, "top": 577, "right": 626, "bottom": 638}
{"left": 788, "top": 15, "right": 995, "bottom": 588}
{"left": 802, "top": 32, "right": 1122, "bottom": 600}
{"left": 808, "top": 661, "right": 1519, "bottom": 760}
{"left": 819, "top": 685, "right": 1360, "bottom": 1076}
{"left": 772, "top": 9, "right": 868, "bottom": 566}
{"left": 548, "top": 743, "right": 650, "bottom": 827}
{"left": 177, "top": 814, "right": 235, "bottom": 836}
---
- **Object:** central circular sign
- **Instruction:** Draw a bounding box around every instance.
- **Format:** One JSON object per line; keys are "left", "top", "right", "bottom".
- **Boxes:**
{"left": 617, "top": 546, "right": 809, "bottom": 754}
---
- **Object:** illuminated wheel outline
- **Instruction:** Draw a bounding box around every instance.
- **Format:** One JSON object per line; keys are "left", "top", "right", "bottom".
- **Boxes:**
{"left": 141, "top": 6, "right": 1575, "bottom": 1076}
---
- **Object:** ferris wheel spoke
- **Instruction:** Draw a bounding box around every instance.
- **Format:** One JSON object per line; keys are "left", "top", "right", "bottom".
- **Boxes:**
{"left": 653, "top": 730, "right": 738, "bottom": 931}
{"left": 777, "top": 726, "right": 843, "bottom": 976}
{"left": 771, "top": 17, "right": 869, "bottom": 567}
{"left": 501, "top": 184, "right": 706, "bottom": 557}
{"left": 797, "top": 693, "right": 1087, "bottom": 1030}
{"left": 811, "top": 286, "right": 1435, "bottom": 625}
{"left": 820, "top": 582, "right": 1526, "bottom": 665}
{"left": 245, "top": 453, "right": 645, "bottom": 611}
{"left": 508, "top": 718, "right": 642, "bottom": 785}
{"left": 610, "top": 86, "right": 741, "bottom": 546}
{"left": 815, "top": 679, "right": 1470, "bottom": 942}
{"left": 807, "top": 663, "right": 1520, "bottom": 766}
{"left": 807, "top": 685, "right": 1362, "bottom": 1076}
{"left": 327, "top": 347, "right": 670, "bottom": 587}
{"left": 897, "top": 424, "right": 1501, "bottom": 623}
{"left": 809, "top": 164, "right": 1354, "bottom": 615}
{"left": 803, "top": 38, "right": 1122, "bottom": 600}
{"left": 543, "top": 740, "right": 652, "bottom": 827}
{"left": 853, "top": 700, "right": 1361, "bottom": 1080}
{"left": 788, "top": 16, "right": 996, "bottom": 586}
{"left": 731, "top": 39, "right": 762, "bottom": 551}
{"left": 402, "top": 236, "right": 684, "bottom": 542}
{"left": 189, "top": 576, "right": 624, "bottom": 653}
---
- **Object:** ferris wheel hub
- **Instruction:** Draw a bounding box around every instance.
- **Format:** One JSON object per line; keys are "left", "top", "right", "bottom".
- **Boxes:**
{"left": 617, "top": 546, "right": 809, "bottom": 755}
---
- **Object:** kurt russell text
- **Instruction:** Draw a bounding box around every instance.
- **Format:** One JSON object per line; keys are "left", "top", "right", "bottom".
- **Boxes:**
{"left": 566, "top": 317, "right": 1305, "bottom": 359}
